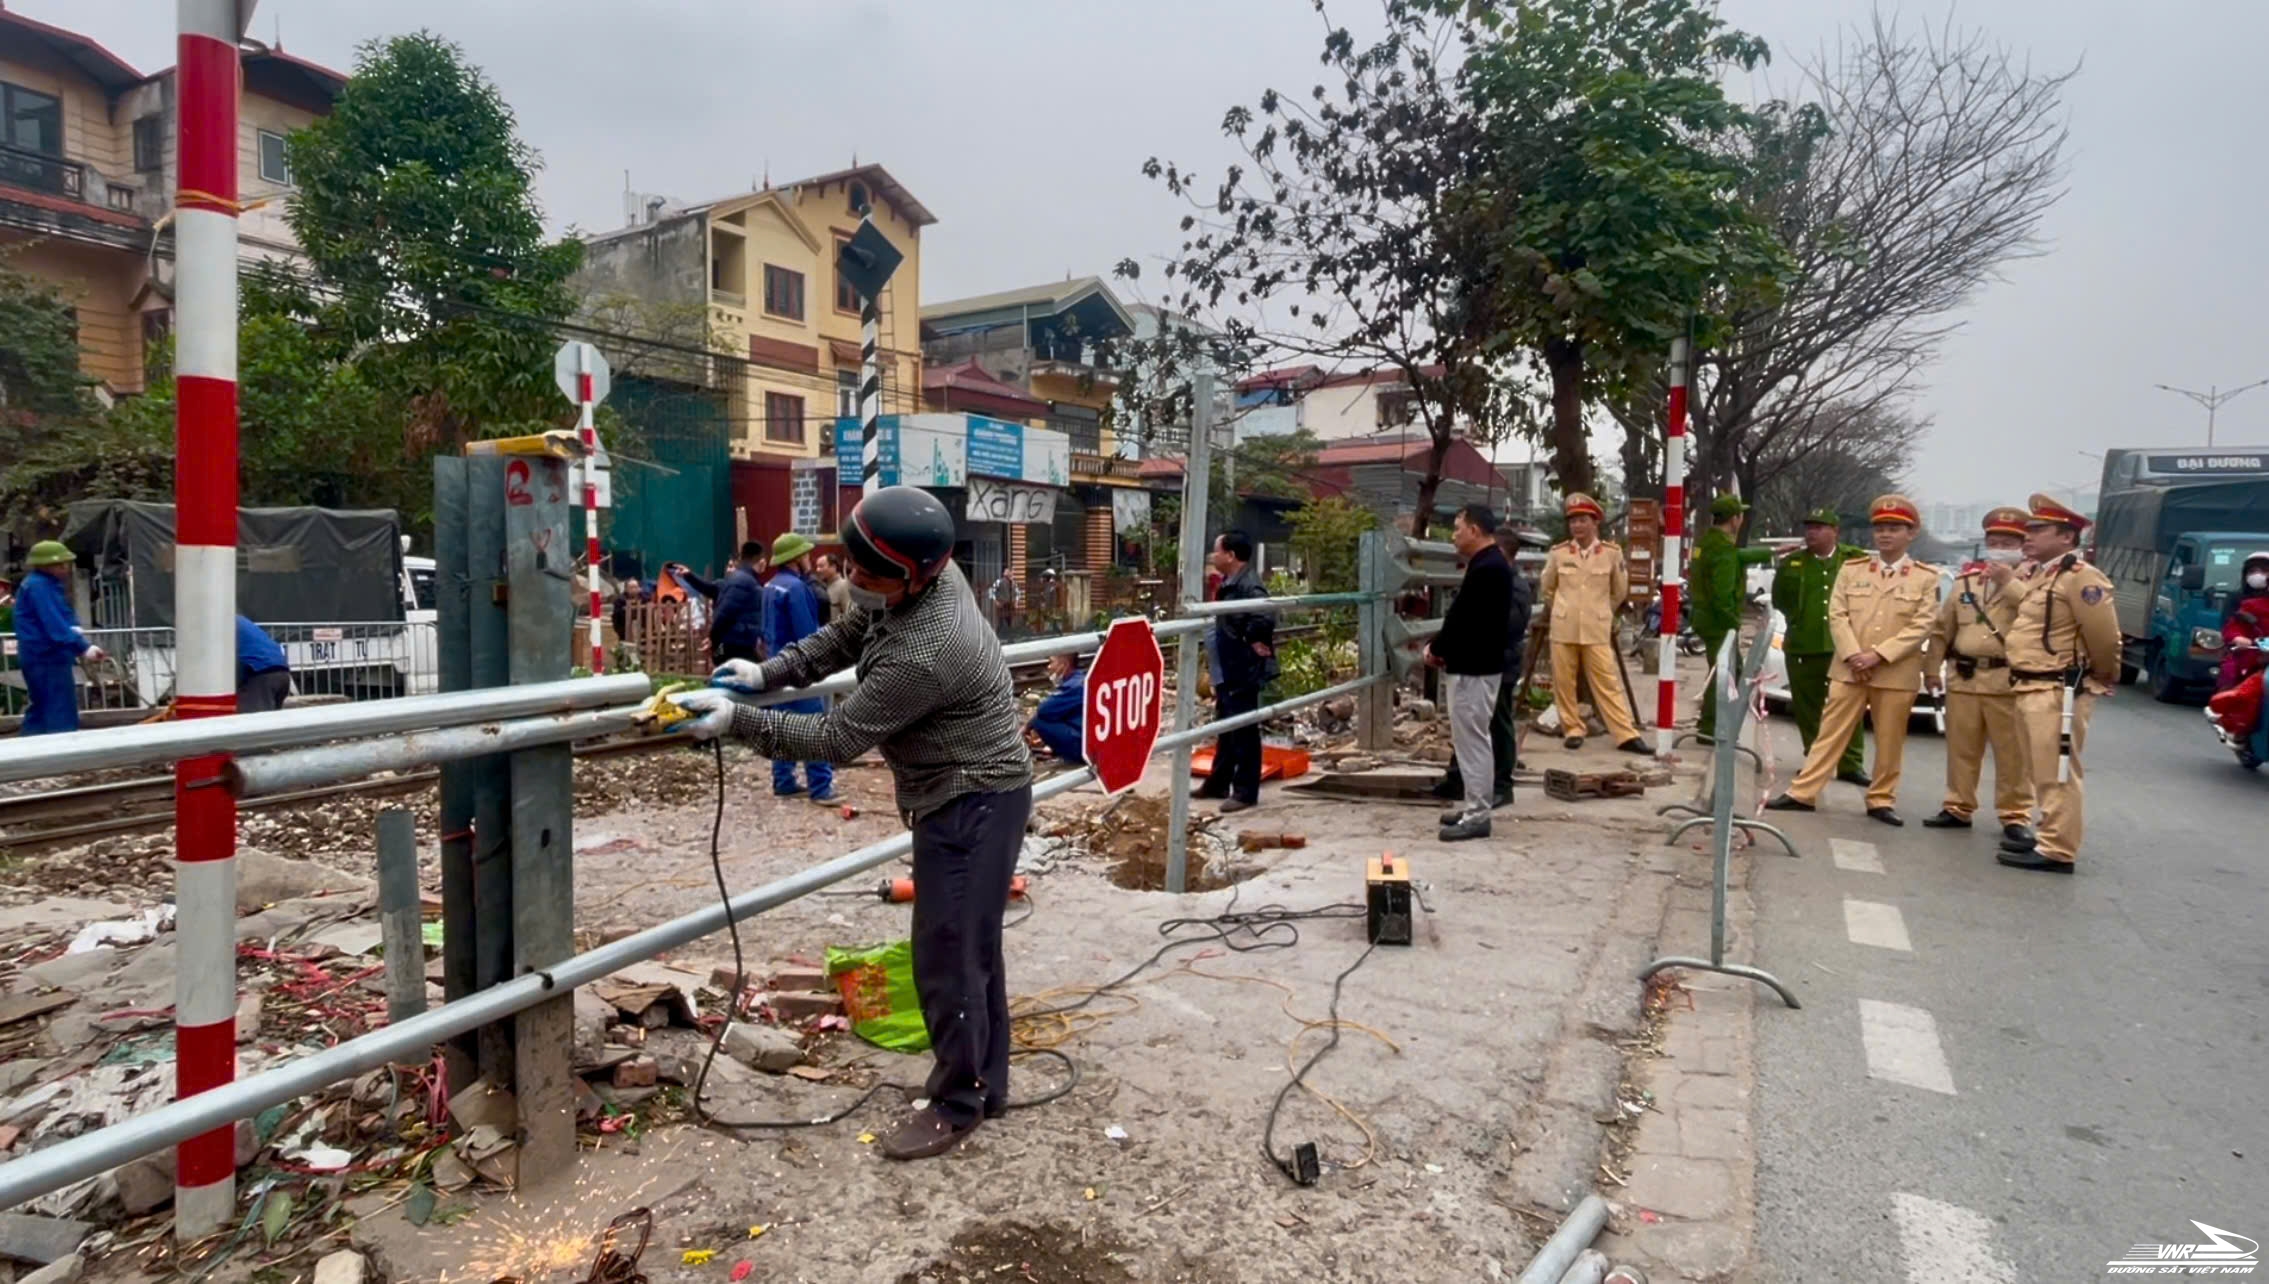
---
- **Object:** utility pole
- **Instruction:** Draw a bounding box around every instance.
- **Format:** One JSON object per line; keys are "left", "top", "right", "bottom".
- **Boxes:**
{"left": 2154, "top": 378, "right": 2269, "bottom": 447}
{"left": 172, "top": 0, "right": 248, "bottom": 1241}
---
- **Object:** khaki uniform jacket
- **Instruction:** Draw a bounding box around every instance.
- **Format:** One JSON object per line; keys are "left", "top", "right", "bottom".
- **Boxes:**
{"left": 1827, "top": 556, "right": 1942, "bottom": 690}
{"left": 1926, "top": 569, "right": 2021, "bottom": 695}
{"left": 1539, "top": 539, "right": 1628, "bottom": 646}
{"left": 2003, "top": 555, "right": 2123, "bottom": 694}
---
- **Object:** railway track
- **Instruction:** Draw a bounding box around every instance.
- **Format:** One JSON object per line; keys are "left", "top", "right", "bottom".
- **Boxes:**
{"left": 0, "top": 624, "right": 1336, "bottom": 852}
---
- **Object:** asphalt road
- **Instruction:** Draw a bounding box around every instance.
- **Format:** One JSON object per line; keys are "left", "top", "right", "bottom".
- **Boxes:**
{"left": 1744, "top": 692, "right": 2268, "bottom": 1282}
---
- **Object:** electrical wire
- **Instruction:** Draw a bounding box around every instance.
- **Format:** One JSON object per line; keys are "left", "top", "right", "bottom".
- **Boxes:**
{"left": 1261, "top": 941, "right": 1379, "bottom": 1184}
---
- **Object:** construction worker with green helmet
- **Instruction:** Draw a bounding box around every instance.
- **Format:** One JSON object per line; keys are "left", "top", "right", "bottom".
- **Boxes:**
{"left": 13, "top": 540, "right": 105, "bottom": 734}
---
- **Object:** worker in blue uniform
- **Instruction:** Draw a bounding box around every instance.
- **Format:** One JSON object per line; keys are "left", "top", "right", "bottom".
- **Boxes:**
{"left": 761, "top": 532, "right": 835, "bottom": 802}
{"left": 234, "top": 615, "right": 294, "bottom": 713}
{"left": 12, "top": 541, "right": 102, "bottom": 735}
{"left": 1026, "top": 653, "right": 1087, "bottom": 764}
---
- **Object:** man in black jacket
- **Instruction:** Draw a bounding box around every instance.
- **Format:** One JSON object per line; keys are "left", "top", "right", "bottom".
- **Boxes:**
{"left": 676, "top": 542, "right": 767, "bottom": 665}
{"left": 1198, "top": 530, "right": 1276, "bottom": 813}
{"left": 1428, "top": 504, "right": 1514, "bottom": 841}
{"left": 1437, "top": 523, "right": 1533, "bottom": 809}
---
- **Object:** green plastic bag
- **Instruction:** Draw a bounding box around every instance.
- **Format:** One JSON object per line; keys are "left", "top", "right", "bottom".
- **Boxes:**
{"left": 825, "top": 940, "right": 929, "bottom": 1053}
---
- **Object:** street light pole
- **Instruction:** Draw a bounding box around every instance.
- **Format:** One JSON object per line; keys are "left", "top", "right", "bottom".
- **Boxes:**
{"left": 2153, "top": 378, "right": 2269, "bottom": 447}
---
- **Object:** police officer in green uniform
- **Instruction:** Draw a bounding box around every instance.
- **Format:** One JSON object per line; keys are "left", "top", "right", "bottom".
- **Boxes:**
{"left": 1689, "top": 494, "right": 1776, "bottom": 741}
{"left": 1771, "top": 507, "right": 1869, "bottom": 783}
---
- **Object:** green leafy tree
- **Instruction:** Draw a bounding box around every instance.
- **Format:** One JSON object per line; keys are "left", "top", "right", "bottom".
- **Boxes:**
{"left": 106, "top": 266, "right": 398, "bottom": 512}
{"left": 1284, "top": 494, "right": 1378, "bottom": 593}
{"left": 0, "top": 252, "right": 118, "bottom": 528}
{"left": 287, "top": 31, "right": 582, "bottom": 452}
{"left": 1459, "top": 0, "right": 1787, "bottom": 498}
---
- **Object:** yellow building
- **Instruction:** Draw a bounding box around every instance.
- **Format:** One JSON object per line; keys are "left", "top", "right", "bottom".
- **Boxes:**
{"left": 0, "top": 10, "right": 341, "bottom": 396}
{"left": 577, "top": 165, "right": 935, "bottom": 463}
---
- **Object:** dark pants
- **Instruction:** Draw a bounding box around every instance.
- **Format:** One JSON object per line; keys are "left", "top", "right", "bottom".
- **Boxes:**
{"left": 1200, "top": 684, "right": 1264, "bottom": 803}
{"left": 236, "top": 667, "right": 293, "bottom": 714}
{"left": 716, "top": 642, "right": 761, "bottom": 667}
{"left": 1785, "top": 651, "right": 1865, "bottom": 775}
{"left": 1442, "top": 678, "right": 1518, "bottom": 797}
{"left": 20, "top": 660, "right": 78, "bottom": 735}
{"left": 911, "top": 783, "right": 1032, "bottom": 1126}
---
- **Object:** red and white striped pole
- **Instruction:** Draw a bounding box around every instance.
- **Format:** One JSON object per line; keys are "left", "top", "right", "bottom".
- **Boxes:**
{"left": 577, "top": 346, "right": 603, "bottom": 673}
{"left": 1654, "top": 337, "right": 1689, "bottom": 757}
{"left": 172, "top": 0, "right": 241, "bottom": 1239}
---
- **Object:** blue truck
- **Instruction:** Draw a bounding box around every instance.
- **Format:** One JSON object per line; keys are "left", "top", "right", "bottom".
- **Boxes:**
{"left": 2089, "top": 471, "right": 2269, "bottom": 701}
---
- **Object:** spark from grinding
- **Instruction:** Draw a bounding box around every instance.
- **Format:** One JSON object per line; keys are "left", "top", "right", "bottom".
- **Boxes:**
{"left": 438, "top": 1162, "right": 680, "bottom": 1284}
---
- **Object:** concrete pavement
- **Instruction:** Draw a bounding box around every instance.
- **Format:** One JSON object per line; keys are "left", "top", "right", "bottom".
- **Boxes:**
{"left": 1742, "top": 693, "right": 2268, "bottom": 1281}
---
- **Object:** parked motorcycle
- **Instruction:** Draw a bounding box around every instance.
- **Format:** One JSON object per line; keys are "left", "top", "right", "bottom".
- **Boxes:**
{"left": 2205, "top": 637, "right": 2268, "bottom": 772}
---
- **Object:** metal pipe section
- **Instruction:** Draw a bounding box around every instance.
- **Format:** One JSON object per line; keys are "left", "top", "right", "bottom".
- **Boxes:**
{"left": 220, "top": 625, "right": 1222, "bottom": 799}
{"left": 1173, "top": 591, "right": 1377, "bottom": 618}
{"left": 1153, "top": 672, "right": 1385, "bottom": 754}
{"left": 0, "top": 651, "right": 1372, "bottom": 1208}
{"left": 0, "top": 675, "right": 655, "bottom": 784}
{"left": 225, "top": 710, "right": 640, "bottom": 800}
{"left": 1517, "top": 1194, "right": 1611, "bottom": 1284}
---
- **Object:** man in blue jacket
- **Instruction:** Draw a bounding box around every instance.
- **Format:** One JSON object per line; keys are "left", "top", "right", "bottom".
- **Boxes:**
{"left": 1026, "top": 653, "right": 1086, "bottom": 764}
{"left": 761, "top": 532, "right": 835, "bottom": 801}
{"left": 234, "top": 615, "right": 293, "bottom": 713}
{"left": 676, "top": 541, "right": 767, "bottom": 666}
{"left": 13, "top": 541, "right": 103, "bottom": 734}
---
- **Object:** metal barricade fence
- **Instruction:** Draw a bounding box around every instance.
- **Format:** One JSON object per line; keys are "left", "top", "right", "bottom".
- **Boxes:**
{"left": 1640, "top": 627, "right": 1801, "bottom": 1008}
{"left": 0, "top": 622, "right": 442, "bottom": 717}
{"left": 0, "top": 587, "right": 1391, "bottom": 1210}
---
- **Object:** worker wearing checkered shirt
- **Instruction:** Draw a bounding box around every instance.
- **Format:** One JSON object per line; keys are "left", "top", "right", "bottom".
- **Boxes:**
{"left": 670, "top": 487, "right": 1032, "bottom": 1164}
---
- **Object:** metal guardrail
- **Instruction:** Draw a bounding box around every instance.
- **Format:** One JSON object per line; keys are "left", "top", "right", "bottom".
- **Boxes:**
{"left": 1640, "top": 628, "right": 1801, "bottom": 1008}
{"left": 0, "top": 674, "right": 655, "bottom": 784}
{"left": 0, "top": 598, "right": 1387, "bottom": 1211}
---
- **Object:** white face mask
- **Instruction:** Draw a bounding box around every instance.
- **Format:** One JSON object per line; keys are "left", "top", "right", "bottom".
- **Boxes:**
{"left": 2247, "top": 570, "right": 2269, "bottom": 590}
{"left": 847, "top": 584, "right": 891, "bottom": 612}
{"left": 1982, "top": 547, "right": 2024, "bottom": 565}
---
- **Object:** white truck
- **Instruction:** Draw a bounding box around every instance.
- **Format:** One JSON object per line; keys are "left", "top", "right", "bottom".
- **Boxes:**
{"left": 48, "top": 501, "right": 435, "bottom": 708}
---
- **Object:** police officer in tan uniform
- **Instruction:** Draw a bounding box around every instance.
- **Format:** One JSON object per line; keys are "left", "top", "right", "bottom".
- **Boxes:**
{"left": 1987, "top": 493, "right": 2121, "bottom": 873}
{"left": 1920, "top": 506, "right": 2038, "bottom": 846}
{"left": 1538, "top": 493, "right": 1648, "bottom": 754}
{"left": 1766, "top": 494, "right": 1942, "bottom": 824}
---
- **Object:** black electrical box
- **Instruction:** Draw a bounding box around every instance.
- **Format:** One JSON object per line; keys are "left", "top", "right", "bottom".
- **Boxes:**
{"left": 1366, "top": 854, "right": 1413, "bottom": 946}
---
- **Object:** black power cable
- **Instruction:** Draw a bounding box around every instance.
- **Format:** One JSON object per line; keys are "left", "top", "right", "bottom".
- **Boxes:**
{"left": 1261, "top": 941, "right": 1379, "bottom": 1185}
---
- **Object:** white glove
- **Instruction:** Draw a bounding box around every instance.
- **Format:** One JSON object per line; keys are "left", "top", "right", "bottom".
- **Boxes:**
{"left": 82, "top": 645, "right": 106, "bottom": 664}
{"left": 710, "top": 658, "right": 765, "bottom": 694}
{"left": 668, "top": 688, "right": 738, "bottom": 741}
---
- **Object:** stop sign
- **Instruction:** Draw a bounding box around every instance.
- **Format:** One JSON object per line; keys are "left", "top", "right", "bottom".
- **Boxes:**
{"left": 1083, "top": 616, "right": 1165, "bottom": 796}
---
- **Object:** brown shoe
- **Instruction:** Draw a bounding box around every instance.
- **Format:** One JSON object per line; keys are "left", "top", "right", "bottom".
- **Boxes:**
{"left": 879, "top": 1107, "right": 977, "bottom": 1161}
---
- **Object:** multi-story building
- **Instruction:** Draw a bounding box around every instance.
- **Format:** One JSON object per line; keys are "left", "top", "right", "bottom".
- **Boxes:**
{"left": 0, "top": 10, "right": 342, "bottom": 396}
{"left": 920, "top": 276, "right": 1150, "bottom": 572}
{"left": 577, "top": 164, "right": 934, "bottom": 465}
{"left": 1231, "top": 363, "right": 1467, "bottom": 443}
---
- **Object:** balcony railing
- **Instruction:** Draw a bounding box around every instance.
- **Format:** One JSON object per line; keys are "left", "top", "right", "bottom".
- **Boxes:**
{"left": 0, "top": 144, "right": 83, "bottom": 200}
{"left": 710, "top": 288, "right": 747, "bottom": 309}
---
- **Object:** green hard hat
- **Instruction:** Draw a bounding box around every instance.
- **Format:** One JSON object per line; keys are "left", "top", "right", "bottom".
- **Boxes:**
{"left": 1709, "top": 494, "right": 1749, "bottom": 519}
{"left": 24, "top": 540, "right": 73, "bottom": 568}
{"left": 770, "top": 532, "right": 816, "bottom": 565}
{"left": 1800, "top": 507, "right": 1840, "bottom": 527}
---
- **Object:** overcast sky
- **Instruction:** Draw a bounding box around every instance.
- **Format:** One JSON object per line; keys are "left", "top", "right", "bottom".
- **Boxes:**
{"left": 47, "top": 0, "right": 2269, "bottom": 506}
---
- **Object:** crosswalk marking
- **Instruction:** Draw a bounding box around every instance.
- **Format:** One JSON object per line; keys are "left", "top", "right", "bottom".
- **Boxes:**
{"left": 1859, "top": 999, "right": 1956, "bottom": 1095}
{"left": 1843, "top": 898, "right": 1913, "bottom": 952}
{"left": 1830, "top": 837, "right": 1885, "bottom": 874}
{"left": 1890, "top": 1192, "right": 2017, "bottom": 1283}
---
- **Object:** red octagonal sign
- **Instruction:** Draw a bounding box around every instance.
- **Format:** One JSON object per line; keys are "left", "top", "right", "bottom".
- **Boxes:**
{"left": 1083, "top": 616, "right": 1165, "bottom": 796}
